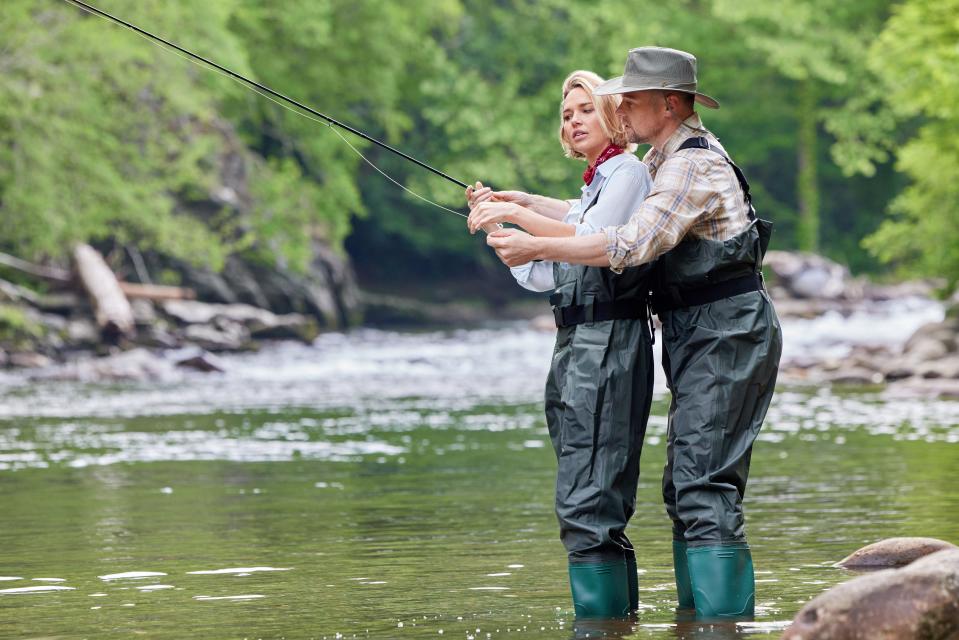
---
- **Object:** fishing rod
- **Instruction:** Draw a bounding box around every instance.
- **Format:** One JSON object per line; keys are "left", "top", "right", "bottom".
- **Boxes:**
{"left": 60, "top": 0, "right": 470, "bottom": 190}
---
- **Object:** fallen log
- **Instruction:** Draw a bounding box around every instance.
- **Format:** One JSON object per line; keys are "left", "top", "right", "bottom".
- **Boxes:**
{"left": 72, "top": 244, "right": 135, "bottom": 339}
{"left": 0, "top": 278, "right": 40, "bottom": 305}
{"left": 118, "top": 282, "right": 196, "bottom": 301}
{"left": 0, "top": 251, "right": 71, "bottom": 283}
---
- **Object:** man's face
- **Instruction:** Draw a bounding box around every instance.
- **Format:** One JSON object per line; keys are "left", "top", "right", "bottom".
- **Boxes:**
{"left": 616, "top": 90, "right": 668, "bottom": 145}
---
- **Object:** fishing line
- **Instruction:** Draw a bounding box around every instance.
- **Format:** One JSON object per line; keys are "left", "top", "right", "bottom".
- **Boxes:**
{"left": 60, "top": 0, "right": 471, "bottom": 220}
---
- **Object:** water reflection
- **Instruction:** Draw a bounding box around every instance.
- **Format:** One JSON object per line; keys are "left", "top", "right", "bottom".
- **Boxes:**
{"left": 669, "top": 620, "right": 743, "bottom": 640}
{"left": 570, "top": 616, "right": 636, "bottom": 639}
{"left": 0, "top": 322, "right": 957, "bottom": 638}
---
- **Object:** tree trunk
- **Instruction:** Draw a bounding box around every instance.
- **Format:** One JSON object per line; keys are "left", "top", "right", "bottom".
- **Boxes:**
{"left": 72, "top": 244, "right": 135, "bottom": 340}
{"left": 796, "top": 79, "right": 820, "bottom": 252}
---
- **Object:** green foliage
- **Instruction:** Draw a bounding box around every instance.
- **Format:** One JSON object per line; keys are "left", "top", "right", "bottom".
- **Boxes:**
{"left": 0, "top": 304, "right": 45, "bottom": 348}
{"left": 0, "top": 0, "right": 951, "bottom": 289}
{"left": 860, "top": 0, "right": 959, "bottom": 291}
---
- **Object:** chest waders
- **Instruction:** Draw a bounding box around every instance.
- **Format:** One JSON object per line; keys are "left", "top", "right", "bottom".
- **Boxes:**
{"left": 651, "top": 137, "right": 782, "bottom": 619}
{"left": 545, "top": 221, "right": 654, "bottom": 618}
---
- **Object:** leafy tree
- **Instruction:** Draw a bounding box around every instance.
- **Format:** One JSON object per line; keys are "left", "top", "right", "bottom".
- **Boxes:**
{"left": 0, "top": 0, "right": 247, "bottom": 267}
{"left": 860, "top": 0, "right": 959, "bottom": 291}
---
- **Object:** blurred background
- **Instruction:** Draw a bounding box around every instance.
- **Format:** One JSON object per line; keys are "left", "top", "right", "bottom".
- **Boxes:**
{"left": 2, "top": 3, "right": 959, "bottom": 639}
{"left": 2, "top": 0, "right": 956, "bottom": 329}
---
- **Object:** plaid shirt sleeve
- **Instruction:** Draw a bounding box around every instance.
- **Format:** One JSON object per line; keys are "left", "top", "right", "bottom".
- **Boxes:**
{"left": 603, "top": 154, "right": 717, "bottom": 273}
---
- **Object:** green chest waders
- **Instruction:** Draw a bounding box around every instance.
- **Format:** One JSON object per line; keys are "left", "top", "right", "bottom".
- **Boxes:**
{"left": 651, "top": 137, "right": 783, "bottom": 619}
{"left": 545, "top": 249, "right": 654, "bottom": 618}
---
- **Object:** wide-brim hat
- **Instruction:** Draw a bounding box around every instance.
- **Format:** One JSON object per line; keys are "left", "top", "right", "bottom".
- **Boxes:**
{"left": 594, "top": 46, "right": 719, "bottom": 109}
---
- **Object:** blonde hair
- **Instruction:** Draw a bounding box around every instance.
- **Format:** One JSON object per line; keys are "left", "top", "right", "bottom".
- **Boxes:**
{"left": 558, "top": 70, "right": 636, "bottom": 160}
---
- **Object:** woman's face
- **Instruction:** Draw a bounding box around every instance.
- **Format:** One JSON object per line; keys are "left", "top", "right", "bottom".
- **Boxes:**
{"left": 562, "top": 87, "right": 609, "bottom": 160}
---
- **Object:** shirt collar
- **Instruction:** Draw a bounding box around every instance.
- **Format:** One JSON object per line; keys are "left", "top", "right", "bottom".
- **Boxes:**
{"left": 580, "top": 152, "right": 632, "bottom": 195}
{"left": 595, "top": 151, "right": 631, "bottom": 178}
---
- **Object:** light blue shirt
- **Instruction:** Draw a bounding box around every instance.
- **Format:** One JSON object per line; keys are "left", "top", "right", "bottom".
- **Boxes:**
{"left": 510, "top": 153, "right": 653, "bottom": 292}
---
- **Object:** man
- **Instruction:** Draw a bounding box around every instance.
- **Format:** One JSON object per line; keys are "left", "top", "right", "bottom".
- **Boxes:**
{"left": 488, "top": 47, "right": 782, "bottom": 619}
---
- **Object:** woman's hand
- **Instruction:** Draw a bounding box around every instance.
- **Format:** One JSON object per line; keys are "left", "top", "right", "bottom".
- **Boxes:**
{"left": 466, "top": 181, "right": 531, "bottom": 209}
{"left": 468, "top": 201, "right": 522, "bottom": 234}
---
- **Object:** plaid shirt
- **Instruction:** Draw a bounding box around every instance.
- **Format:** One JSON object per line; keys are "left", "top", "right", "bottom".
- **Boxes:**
{"left": 603, "top": 114, "right": 753, "bottom": 273}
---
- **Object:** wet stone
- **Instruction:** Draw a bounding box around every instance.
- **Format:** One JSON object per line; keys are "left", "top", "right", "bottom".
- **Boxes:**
{"left": 837, "top": 537, "right": 959, "bottom": 569}
{"left": 174, "top": 351, "right": 226, "bottom": 373}
{"left": 8, "top": 352, "right": 52, "bottom": 369}
{"left": 182, "top": 322, "right": 251, "bottom": 352}
{"left": 130, "top": 298, "right": 157, "bottom": 325}
{"left": 784, "top": 549, "right": 959, "bottom": 640}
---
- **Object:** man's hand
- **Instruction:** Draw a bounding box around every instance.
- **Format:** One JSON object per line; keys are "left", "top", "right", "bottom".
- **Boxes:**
{"left": 486, "top": 228, "right": 541, "bottom": 267}
{"left": 468, "top": 202, "right": 520, "bottom": 234}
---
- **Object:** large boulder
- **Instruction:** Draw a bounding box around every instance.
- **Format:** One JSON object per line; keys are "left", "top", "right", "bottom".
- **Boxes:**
{"left": 764, "top": 251, "right": 852, "bottom": 300}
{"left": 171, "top": 243, "right": 360, "bottom": 330}
{"left": 183, "top": 321, "right": 251, "bottom": 352}
{"left": 782, "top": 549, "right": 959, "bottom": 640}
{"left": 161, "top": 300, "right": 317, "bottom": 344}
{"left": 837, "top": 537, "right": 958, "bottom": 569}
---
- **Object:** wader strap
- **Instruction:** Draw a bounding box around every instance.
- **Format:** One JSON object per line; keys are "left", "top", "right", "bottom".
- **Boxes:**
{"left": 552, "top": 297, "right": 648, "bottom": 329}
{"left": 677, "top": 137, "right": 755, "bottom": 220}
{"left": 650, "top": 273, "right": 765, "bottom": 314}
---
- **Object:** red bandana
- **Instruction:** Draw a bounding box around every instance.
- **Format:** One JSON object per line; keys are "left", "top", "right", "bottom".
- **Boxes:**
{"left": 583, "top": 144, "right": 625, "bottom": 185}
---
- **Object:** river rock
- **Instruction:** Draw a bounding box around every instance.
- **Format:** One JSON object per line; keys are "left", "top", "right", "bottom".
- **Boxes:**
{"left": 782, "top": 549, "right": 959, "bottom": 640}
{"left": 162, "top": 300, "right": 264, "bottom": 326}
{"left": 183, "top": 321, "right": 251, "bottom": 352}
{"left": 837, "top": 537, "right": 958, "bottom": 569}
{"left": 764, "top": 251, "right": 850, "bottom": 300}
{"left": 130, "top": 298, "right": 157, "bottom": 325}
{"left": 827, "top": 366, "right": 884, "bottom": 386}
{"left": 904, "top": 320, "right": 959, "bottom": 354}
{"left": 135, "top": 325, "right": 181, "bottom": 349}
{"left": 864, "top": 280, "right": 940, "bottom": 301}
{"left": 31, "top": 348, "right": 175, "bottom": 382}
{"left": 918, "top": 357, "right": 959, "bottom": 380}
{"left": 174, "top": 350, "right": 225, "bottom": 373}
{"left": 8, "top": 352, "right": 52, "bottom": 368}
{"left": 172, "top": 245, "right": 358, "bottom": 330}
{"left": 162, "top": 300, "right": 316, "bottom": 343}
{"left": 248, "top": 313, "right": 318, "bottom": 343}
{"left": 66, "top": 318, "right": 100, "bottom": 347}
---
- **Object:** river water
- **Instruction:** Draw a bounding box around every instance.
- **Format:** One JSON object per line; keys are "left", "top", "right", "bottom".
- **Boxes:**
{"left": 1, "top": 299, "right": 957, "bottom": 639}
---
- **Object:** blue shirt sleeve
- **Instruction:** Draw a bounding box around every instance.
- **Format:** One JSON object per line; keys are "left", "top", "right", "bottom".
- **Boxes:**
{"left": 509, "top": 261, "right": 556, "bottom": 292}
{"left": 574, "top": 162, "right": 653, "bottom": 236}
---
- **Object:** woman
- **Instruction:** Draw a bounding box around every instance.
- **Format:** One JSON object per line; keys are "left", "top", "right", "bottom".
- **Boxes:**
{"left": 466, "top": 71, "right": 655, "bottom": 619}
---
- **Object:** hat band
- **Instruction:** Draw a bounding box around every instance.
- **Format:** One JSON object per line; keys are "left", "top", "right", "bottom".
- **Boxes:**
{"left": 621, "top": 76, "right": 698, "bottom": 92}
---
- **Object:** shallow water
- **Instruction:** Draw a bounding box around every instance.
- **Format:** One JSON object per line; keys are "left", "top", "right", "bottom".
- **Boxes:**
{"left": 1, "top": 316, "right": 958, "bottom": 639}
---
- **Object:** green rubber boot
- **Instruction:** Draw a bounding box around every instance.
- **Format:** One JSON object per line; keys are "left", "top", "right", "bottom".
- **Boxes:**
{"left": 625, "top": 552, "right": 638, "bottom": 612}
{"left": 568, "top": 561, "right": 631, "bottom": 619}
{"left": 672, "top": 540, "right": 694, "bottom": 609}
{"left": 686, "top": 543, "right": 755, "bottom": 619}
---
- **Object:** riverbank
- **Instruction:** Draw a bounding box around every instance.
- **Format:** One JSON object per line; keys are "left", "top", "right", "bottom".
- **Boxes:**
{"left": 3, "top": 249, "right": 958, "bottom": 396}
